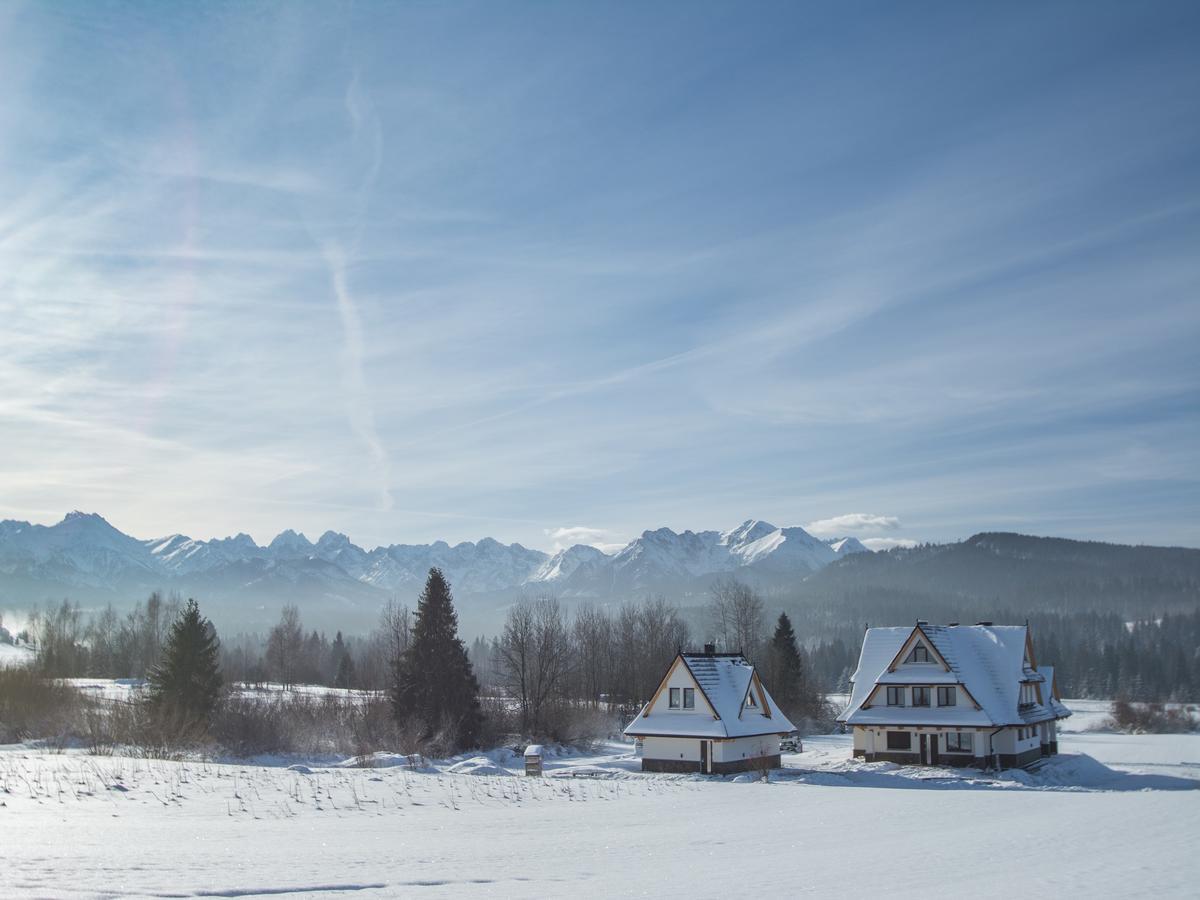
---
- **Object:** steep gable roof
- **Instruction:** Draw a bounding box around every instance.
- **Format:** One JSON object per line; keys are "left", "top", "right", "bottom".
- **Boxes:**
{"left": 840, "top": 623, "right": 1071, "bottom": 727}
{"left": 625, "top": 652, "right": 796, "bottom": 739}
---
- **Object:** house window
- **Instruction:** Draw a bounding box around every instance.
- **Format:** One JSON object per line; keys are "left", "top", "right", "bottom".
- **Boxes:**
{"left": 945, "top": 732, "right": 973, "bottom": 753}
{"left": 669, "top": 688, "right": 680, "bottom": 709}
{"left": 937, "top": 686, "right": 956, "bottom": 706}
{"left": 906, "top": 644, "right": 931, "bottom": 663}
{"left": 683, "top": 688, "right": 695, "bottom": 710}
{"left": 886, "top": 731, "right": 911, "bottom": 750}
{"left": 912, "top": 687, "right": 931, "bottom": 707}
{"left": 886, "top": 686, "right": 905, "bottom": 706}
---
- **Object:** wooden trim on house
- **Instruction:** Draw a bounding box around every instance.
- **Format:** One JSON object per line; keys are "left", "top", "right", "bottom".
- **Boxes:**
{"left": 884, "top": 625, "right": 951, "bottom": 673}
{"left": 1025, "top": 626, "right": 1039, "bottom": 671}
{"left": 642, "top": 656, "right": 683, "bottom": 717}
{"left": 678, "top": 656, "right": 723, "bottom": 720}
{"left": 861, "top": 683, "right": 880, "bottom": 709}
{"left": 745, "top": 670, "right": 772, "bottom": 718}
{"left": 958, "top": 682, "right": 984, "bottom": 711}
{"left": 641, "top": 655, "right": 721, "bottom": 720}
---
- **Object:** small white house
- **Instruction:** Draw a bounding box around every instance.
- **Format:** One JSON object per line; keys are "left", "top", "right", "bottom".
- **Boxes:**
{"left": 624, "top": 646, "right": 796, "bottom": 774}
{"left": 838, "top": 621, "right": 1071, "bottom": 769}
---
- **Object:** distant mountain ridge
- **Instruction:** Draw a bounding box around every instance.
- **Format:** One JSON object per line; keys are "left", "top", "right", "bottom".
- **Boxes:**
{"left": 2, "top": 513, "right": 1197, "bottom": 635}
{"left": 0, "top": 512, "right": 869, "bottom": 628}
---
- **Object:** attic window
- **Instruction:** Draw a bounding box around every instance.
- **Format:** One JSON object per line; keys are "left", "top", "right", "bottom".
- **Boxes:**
{"left": 683, "top": 688, "right": 695, "bottom": 710}
{"left": 745, "top": 691, "right": 758, "bottom": 708}
{"left": 669, "top": 688, "right": 681, "bottom": 709}
{"left": 906, "top": 644, "right": 932, "bottom": 664}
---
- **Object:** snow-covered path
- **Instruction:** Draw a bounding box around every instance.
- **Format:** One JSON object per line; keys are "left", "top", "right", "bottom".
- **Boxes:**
{"left": 2, "top": 724, "right": 1197, "bottom": 898}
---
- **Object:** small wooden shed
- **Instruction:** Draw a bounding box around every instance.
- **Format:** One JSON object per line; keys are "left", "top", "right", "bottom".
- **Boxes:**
{"left": 524, "top": 744, "right": 544, "bottom": 776}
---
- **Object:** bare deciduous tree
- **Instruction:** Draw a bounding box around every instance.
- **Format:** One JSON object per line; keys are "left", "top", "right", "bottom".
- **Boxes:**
{"left": 498, "top": 596, "right": 573, "bottom": 735}
{"left": 572, "top": 603, "right": 612, "bottom": 707}
{"left": 707, "top": 578, "right": 765, "bottom": 661}
{"left": 266, "top": 605, "right": 304, "bottom": 688}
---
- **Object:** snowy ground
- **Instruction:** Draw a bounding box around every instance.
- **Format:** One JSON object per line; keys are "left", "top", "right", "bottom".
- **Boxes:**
{"left": 0, "top": 640, "right": 35, "bottom": 668}
{"left": 2, "top": 703, "right": 1198, "bottom": 898}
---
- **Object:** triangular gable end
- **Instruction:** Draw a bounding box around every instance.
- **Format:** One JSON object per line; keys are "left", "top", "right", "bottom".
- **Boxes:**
{"left": 738, "top": 669, "right": 773, "bottom": 719}
{"left": 642, "top": 655, "right": 721, "bottom": 720}
{"left": 1024, "top": 626, "right": 1039, "bottom": 670}
{"left": 886, "top": 625, "right": 951, "bottom": 673}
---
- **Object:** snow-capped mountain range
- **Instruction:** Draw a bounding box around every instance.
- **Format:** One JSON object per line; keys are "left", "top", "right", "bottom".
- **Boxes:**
{"left": 0, "top": 511, "right": 869, "bottom": 629}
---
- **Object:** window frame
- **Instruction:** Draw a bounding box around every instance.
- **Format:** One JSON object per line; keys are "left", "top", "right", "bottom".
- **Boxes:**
{"left": 936, "top": 685, "right": 956, "bottom": 707}
{"left": 886, "top": 686, "right": 906, "bottom": 707}
{"left": 907, "top": 644, "right": 931, "bottom": 664}
{"left": 944, "top": 732, "right": 973, "bottom": 753}
{"left": 668, "top": 687, "right": 681, "bottom": 709}
{"left": 886, "top": 730, "right": 912, "bottom": 751}
{"left": 682, "top": 687, "right": 695, "bottom": 710}
{"left": 911, "top": 686, "right": 931, "bottom": 707}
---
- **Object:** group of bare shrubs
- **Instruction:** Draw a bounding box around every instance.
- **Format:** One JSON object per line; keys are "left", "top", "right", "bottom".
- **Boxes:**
{"left": 212, "top": 692, "right": 403, "bottom": 759}
{"left": 1109, "top": 697, "right": 1199, "bottom": 734}
{"left": 0, "top": 667, "right": 87, "bottom": 747}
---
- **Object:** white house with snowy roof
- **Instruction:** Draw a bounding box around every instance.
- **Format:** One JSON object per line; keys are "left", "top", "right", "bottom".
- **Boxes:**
{"left": 624, "top": 646, "right": 796, "bottom": 774}
{"left": 838, "top": 621, "right": 1071, "bottom": 769}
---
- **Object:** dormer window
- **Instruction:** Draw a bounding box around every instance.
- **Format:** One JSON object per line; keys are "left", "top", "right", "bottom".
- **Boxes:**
{"left": 745, "top": 691, "right": 757, "bottom": 708}
{"left": 906, "top": 644, "right": 931, "bottom": 664}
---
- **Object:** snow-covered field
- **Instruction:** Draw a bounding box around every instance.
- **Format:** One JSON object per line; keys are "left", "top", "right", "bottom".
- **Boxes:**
{"left": 0, "top": 641, "right": 35, "bottom": 668}
{"left": 2, "top": 702, "right": 1198, "bottom": 898}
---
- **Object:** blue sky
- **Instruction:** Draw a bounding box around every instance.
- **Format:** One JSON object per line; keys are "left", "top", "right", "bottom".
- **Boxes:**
{"left": 1, "top": 1, "right": 1198, "bottom": 552}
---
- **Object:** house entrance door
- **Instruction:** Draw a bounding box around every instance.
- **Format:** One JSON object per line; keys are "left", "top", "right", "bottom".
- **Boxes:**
{"left": 919, "top": 733, "right": 928, "bottom": 764}
{"left": 929, "top": 735, "right": 939, "bottom": 766}
{"left": 700, "top": 740, "right": 710, "bottom": 774}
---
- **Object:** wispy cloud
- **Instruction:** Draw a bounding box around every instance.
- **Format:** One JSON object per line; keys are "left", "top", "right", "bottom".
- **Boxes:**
{"left": 807, "top": 514, "right": 902, "bottom": 538}
{"left": 544, "top": 526, "right": 626, "bottom": 554}
{"left": 0, "top": 3, "right": 1196, "bottom": 552}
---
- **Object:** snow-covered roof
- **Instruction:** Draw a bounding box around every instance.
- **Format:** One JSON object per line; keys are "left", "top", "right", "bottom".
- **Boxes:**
{"left": 625, "top": 652, "right": 796, "bottom": 739}
{"left": 524, "top": 744, "right": 544, "bottom": 757}
{"left": 1035, "top": 666, "right": 1071, "bottom": 719}
{"left": 839, "top": 623, "right": 1071, "bottom": 727}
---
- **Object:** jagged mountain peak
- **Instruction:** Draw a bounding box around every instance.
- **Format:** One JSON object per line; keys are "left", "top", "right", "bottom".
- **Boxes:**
{"left": 268, "top": 529, "right": 314, "bottom": 555}
{"left": 721, "top": 519, "right": 778, "bottom": 545}
{"left": 827, "top": 536, "right": 870, "bottom": 556}
{"left": 316, "top": 531, "right": 354, "bottom": 549}
{"left": 0, "top": 512, "right": 879, "bottom": 611}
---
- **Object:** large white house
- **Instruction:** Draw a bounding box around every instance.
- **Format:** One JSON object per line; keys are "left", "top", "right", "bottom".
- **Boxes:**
{"left": 624, "top": 646, "right": 796, "bottom": 774}
{"left": 838, "top": 621, "right": 1071, "bottom": 769}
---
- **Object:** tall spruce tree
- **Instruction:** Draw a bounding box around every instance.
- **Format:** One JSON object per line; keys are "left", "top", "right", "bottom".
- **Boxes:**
{"left": 147, "top": 598, "right": 223, "bottom": 722}
{"left": 391, "top": 568, "right": 482, "bottom": 748}
{"left": 766, "top": 612, "right": 814, "bottom": 724}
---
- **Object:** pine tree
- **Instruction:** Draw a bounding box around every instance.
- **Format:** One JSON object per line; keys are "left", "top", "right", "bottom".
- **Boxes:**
{"left": 147, "top": 598, "right": 223, "bottom": 722}
{"left": 335, "top": 650, "right": 357, "bottom": 690}
{"left": 391, "top": 568, "right": 482, "bottom": 749}
{"left": 766, "top": 612, "right": 817, "bottom": 724}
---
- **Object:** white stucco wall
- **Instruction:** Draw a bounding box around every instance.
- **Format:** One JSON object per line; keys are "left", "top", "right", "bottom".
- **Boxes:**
{"left": 642, "top": 736, "right": 700, "bottom": 763}
{"left": 713, "top": 734, "right": 778, "bottom": 763}
{"left": 856, "top": 726, "right": 983, "bottom": 758}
